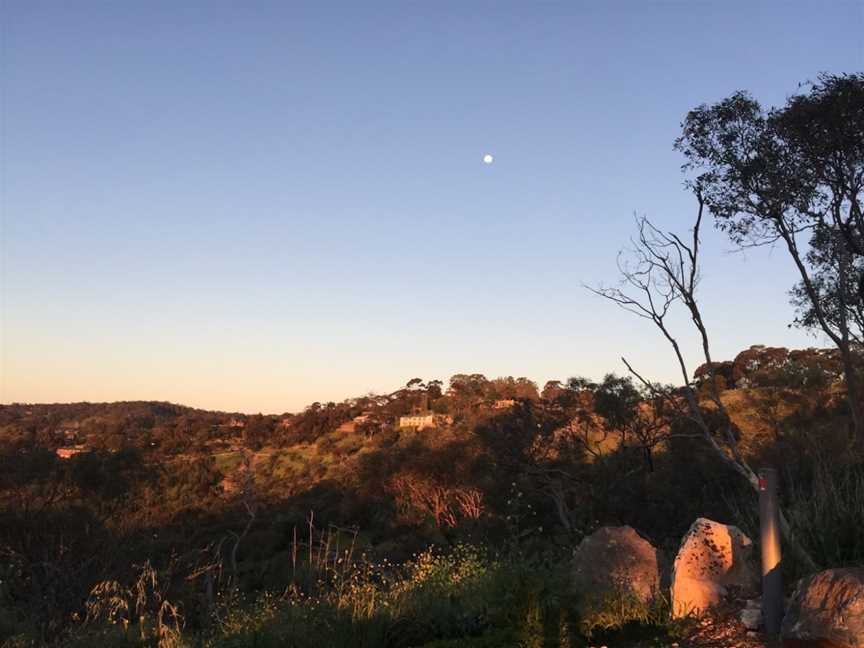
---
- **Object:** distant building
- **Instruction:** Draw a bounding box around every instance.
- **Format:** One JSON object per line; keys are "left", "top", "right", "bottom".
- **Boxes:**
{"left": 56, "top": 445, "right": 89, "bottom": 460}
{"left": 398, "top": 412, "right": 436, "bottom": 430}
{"left": 493, "top": 399, "right": 516, "bottom": 409}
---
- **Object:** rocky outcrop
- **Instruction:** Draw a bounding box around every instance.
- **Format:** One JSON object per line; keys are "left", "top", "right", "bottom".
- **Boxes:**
{"left": 781, "top": 568, "right": 864, "bottom": 648}
{"left": 739, "top": 598, "right": 762, "bottom": 631}
{"left": 670, "top": 518, "right": 757, "bottom": 617}
{"left": 572, "top": 526, "right": 659, "bottom": 613}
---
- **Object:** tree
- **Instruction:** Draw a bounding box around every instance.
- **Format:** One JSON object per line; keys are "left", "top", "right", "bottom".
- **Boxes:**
{"left": 447, "top": 374, "right": 491, "bottom": 418}
{"left": 592, "top": 374, "right": 670, "bottom": 472}
{"left": 589, "top": 196, "right": 817, "bottom": 569}
{"left": 545, "top": 377, "right": 610, "bottom": 463}
{"left": 541, "top": 380, "right": 565, "bottom": 402}
{"left": 426, "top": 380, "right": 444, "bottom": 401}
{"left": 490, "top": 376, "right": 540, "bottom": 401}
{"left": 675, "top": 73, "right": 864, "bottom": 438}
{"left": 790, "top": 225, "right": 864, "bottom": 342}
{"left": 243, "top": 414, "right": 274, "bottom": 450}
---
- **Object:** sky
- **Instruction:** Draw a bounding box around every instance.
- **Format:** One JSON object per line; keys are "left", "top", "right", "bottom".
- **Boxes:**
{"left": 2, "top": 1, "right": 863, "bottom": 414}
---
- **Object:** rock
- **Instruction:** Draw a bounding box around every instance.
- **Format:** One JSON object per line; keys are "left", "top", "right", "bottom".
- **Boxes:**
{"left": 572, "top": 526, "right": 659, "bottom": 612}
{"left": 781, "top": 568, "right": 864, "bottom": 648}
{"left": 670, "top": 518, "right": 757, "bottom": 617}
{"left": 740, "top": 605, "right": 762, "bottom": 630}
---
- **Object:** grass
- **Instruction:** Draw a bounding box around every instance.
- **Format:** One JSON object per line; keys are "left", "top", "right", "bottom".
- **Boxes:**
{"left": 786, "top": 456, "right": 864, "bottom": 569}
{"left": 577, "top": 591, "right": 694, "bottom": 646}
{"left": 45, "top": 542, "right": 693, "bottom": 648}
{"left": 212, "top": 452, "right": 244, "bottom": 474}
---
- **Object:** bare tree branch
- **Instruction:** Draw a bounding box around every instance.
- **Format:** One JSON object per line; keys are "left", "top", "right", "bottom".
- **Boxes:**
{"left": 589, "top": 194, "right": 818, "bottom": 571}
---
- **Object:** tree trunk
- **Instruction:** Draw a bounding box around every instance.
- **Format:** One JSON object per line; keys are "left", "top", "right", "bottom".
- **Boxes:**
{"left": 839, "top": 345, "right": 863, "bottom": 439}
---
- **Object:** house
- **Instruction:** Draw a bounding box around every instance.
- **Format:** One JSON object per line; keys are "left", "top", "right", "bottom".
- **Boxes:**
{"left": 56, "top": 445, "right": 89, "bottom": 460}
{"left": 398, "top": 412, "right": 436, "bottom": 430}
{"left": 493, "top": 399, "right": 516, "bottom": 409}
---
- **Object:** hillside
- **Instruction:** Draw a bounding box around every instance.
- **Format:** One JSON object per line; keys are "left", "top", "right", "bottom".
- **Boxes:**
{"left": 1, "top": 345, "right": 861, "bottom": 646}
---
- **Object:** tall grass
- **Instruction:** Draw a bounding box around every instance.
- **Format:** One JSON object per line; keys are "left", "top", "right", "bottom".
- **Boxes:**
{"left": 34, "top": 514, "right": 692, "bottom": 648}
{"left": 57, "top": 561, "right": 184, "bottom": 648}
{"left": 786, "top": 456, "right": 864, "bottom": 568}
{"left": 204, "top": 544, "right": 570, "bottom": 648}
{"left": 47, "top": 538, "right": 600, "bottom": 648}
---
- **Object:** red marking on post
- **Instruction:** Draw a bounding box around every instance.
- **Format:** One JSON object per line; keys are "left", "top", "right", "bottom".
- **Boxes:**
{"left": 759, "top": 476, "right": 767, "bottom": 491}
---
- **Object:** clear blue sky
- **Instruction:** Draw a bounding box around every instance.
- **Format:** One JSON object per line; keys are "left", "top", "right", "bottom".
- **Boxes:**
{"left": 2, "top": 1, "right": 862, "bottom": 413}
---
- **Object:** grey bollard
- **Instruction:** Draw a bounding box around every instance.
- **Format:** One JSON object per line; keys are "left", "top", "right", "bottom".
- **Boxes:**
{"left": 759, "top": 467, "right": 783, "bottom": 635}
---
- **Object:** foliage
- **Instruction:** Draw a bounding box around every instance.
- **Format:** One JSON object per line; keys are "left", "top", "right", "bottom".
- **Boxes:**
{"left": 676, "top": 73, "right": 864, "bottom": 437}
{"left": 786, "top": 454, "right": 864, "bottom": 569}
{"left": 194, "top": 545, "right": 573, "bottom": 648}
{"left": 1, "top": 344, "right": 863, "bottom": 645}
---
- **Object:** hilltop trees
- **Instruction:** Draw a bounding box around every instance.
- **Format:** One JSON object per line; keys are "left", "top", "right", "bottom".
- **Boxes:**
{"left": 289, "top": 401, "right": 355, "bottom": 442}
{"left": 243, "top": 414, "right": 275, "bottom": 450}
{"left": 591, "top": 374, "right": 671, "bottom": 472}
{"left": 447, "top": 374, "right": 492, "bottom": 417}
{"left": 387, "top": 378, "right": 441, "bottom": 415}
{"left": 676, "top": 73, "right": 864, "bottom": 438}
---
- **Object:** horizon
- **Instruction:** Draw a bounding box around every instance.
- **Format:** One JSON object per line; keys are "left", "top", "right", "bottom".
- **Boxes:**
{"left": 3, "top": 1, "right": 861, "bottom": 413}
{"left": 0, "top": 337, "right": 839, "bottom": 416}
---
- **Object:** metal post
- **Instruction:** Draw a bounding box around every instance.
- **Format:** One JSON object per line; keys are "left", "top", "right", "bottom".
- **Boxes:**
{"left": 759, "top": 467, "right": 783, "bottom": 635}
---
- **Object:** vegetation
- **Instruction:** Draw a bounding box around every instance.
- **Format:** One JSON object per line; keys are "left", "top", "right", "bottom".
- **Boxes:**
{"left": 0, "top": 345, "right": 857, "bottom": 646}
{"left": 677, "top": 72, "right": 864, "bottom": 438}
{"left": 2, "top": 74, "right": 864, "bottom": 646}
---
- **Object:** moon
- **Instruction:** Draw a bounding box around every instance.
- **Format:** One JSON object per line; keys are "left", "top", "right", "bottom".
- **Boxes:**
{"left": 483, "top": 153, "right": 494, "bottom": 165}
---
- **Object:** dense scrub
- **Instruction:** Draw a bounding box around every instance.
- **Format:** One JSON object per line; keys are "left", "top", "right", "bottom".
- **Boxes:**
{"left": 1, "top": 346, "right": 862, "bottom": 646}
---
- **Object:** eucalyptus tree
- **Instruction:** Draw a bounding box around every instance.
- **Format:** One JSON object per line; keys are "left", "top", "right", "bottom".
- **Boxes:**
{"left": 676, "top": 73, "right": 864, "bottom": 437}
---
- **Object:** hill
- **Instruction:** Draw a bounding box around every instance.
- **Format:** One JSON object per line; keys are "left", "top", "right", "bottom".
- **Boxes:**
{"left": 1, "top": 345, "right": 862, "bottom": 646}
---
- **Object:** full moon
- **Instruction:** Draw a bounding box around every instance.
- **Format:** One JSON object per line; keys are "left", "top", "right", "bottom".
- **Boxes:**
{"left": 483, "top": 153, "right": 494, "bottom": 165}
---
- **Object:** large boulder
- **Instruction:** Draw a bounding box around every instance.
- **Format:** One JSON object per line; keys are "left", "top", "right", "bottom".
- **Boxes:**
{"left": 671, "top": 518, "right": 757, "bottom": 617}
{"left": 781, "top": 568, "right": 864, "bottom": 648}
{"left": 572, "top": 526, "right": 659, "bottom": 612}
